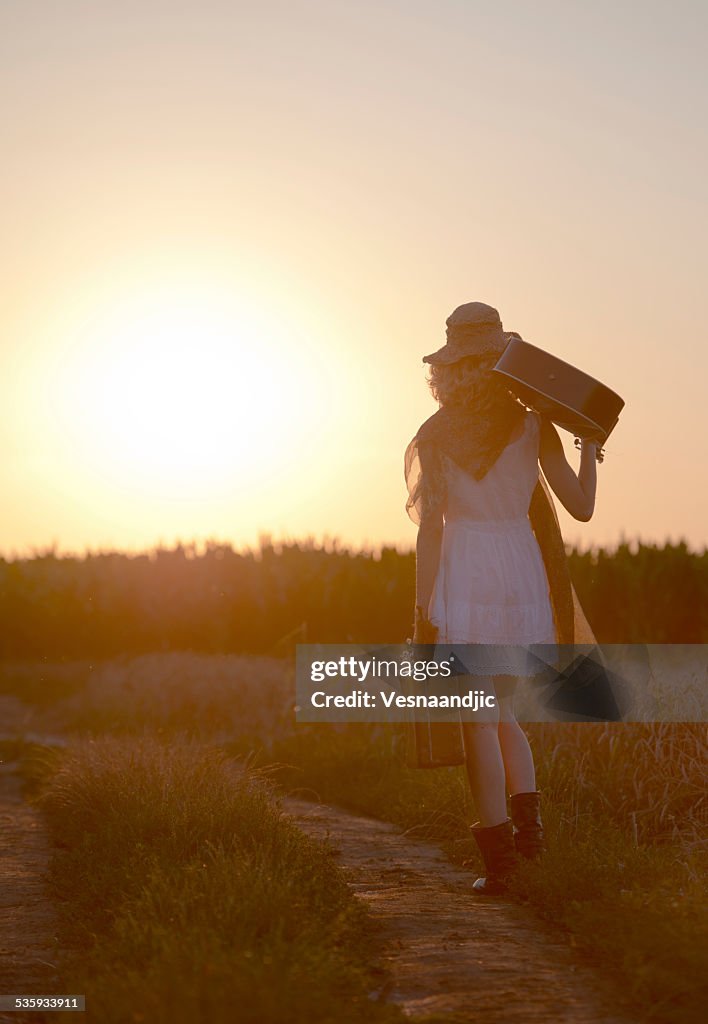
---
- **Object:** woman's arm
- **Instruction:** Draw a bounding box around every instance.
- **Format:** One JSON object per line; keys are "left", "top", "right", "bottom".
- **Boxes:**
{"left": 415, "top": 517, "right": 444, "bottom": 635}
{"left": 413, "top": 441, "right": 445, "bottom": 641}
{"left": 538, "top": 417, "right": 598, "bottom": 522}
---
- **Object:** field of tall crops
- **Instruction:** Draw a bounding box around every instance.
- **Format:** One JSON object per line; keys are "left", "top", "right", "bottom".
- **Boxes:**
{"left": 0, "top": 536, "right": 706, "bottom": 661}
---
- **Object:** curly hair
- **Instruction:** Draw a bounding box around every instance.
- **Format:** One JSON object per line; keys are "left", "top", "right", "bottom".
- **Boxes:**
{"left": 427, "top": 352, "right": 521, "bottom": 414}
{"left": 424, "top": 353, "right": 527, "bottom": 478}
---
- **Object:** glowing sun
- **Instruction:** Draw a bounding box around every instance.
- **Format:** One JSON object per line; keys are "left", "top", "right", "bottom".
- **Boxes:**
{"left": 50, "top": 287, "right": 319, "bottom": 495}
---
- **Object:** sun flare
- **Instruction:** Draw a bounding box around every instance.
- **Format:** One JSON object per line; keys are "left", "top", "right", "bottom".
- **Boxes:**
{"left": 46, "top": 286, "right": 320, "bottom": 498}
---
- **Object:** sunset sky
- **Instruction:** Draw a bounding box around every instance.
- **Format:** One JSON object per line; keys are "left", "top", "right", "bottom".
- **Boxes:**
{"left": 2, "top": 0, "right": 707, "bottom": 558}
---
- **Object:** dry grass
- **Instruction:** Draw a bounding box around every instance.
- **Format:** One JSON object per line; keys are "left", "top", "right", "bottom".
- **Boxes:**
{"left": 531, "top": 721, "right": 707, "bottom": 849}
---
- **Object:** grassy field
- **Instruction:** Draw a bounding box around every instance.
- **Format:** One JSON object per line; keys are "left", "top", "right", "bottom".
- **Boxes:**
{"left": 4, "top": 652, "right": 707, "bottom": 1024}
{"left": 26, "top": 734, "right": 406, "bottom": 1024}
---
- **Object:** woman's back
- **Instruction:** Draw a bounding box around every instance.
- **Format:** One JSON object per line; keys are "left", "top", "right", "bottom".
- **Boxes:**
{"left": 444, "top": 409, "right": 541, "bottom": 526}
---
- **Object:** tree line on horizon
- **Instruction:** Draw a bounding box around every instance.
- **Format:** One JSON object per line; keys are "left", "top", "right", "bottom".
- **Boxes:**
{"left": 0, "top": 536, "right": 705, "bottom": 659}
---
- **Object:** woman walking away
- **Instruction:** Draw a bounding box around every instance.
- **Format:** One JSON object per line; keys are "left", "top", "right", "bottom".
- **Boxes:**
{"left": 404, "top": 301, "right": 599, "bottom": 895}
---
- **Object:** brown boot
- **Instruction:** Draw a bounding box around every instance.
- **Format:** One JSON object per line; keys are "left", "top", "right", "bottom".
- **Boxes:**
{"left": 469, "top": 818, "right": 518, "bottom": 895}
{"left": 509, "top": 791, "right": 545, "bottom": 859}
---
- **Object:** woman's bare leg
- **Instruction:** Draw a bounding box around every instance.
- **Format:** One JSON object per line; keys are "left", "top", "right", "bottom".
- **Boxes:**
{"left": 497, "top": 685, "right": 537, "bottom": 795}
{"left": 461, "top": 685, "right": 507, "bottom": 826}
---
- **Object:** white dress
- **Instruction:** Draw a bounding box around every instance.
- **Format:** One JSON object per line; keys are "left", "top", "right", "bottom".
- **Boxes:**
{"left": 428, "top": 409, "right": 557, "bottom": 676}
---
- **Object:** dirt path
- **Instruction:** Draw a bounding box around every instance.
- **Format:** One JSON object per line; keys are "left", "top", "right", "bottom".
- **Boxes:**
{"left": 0, "top": 698, "right": 60, "bottom": 1022}
{"left": 0, "top": 767, "right": 59, "bottom": 993}
{"left": 283, "top": 796, "right": 637, "bottom": 1024}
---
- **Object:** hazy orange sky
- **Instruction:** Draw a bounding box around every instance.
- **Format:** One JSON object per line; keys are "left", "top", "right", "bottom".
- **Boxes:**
{"left": 2, "top": 1, "right": 707, "bottom": 557}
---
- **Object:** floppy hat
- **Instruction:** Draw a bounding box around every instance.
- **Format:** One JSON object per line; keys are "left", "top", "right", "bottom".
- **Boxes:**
{"left": 423, "top": 301, "right": 511, "bottom": 365}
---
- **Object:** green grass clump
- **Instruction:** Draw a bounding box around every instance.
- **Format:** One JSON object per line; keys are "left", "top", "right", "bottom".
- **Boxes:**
{"left": 37, "top": 735, "right": 403, "bottom": 1024}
